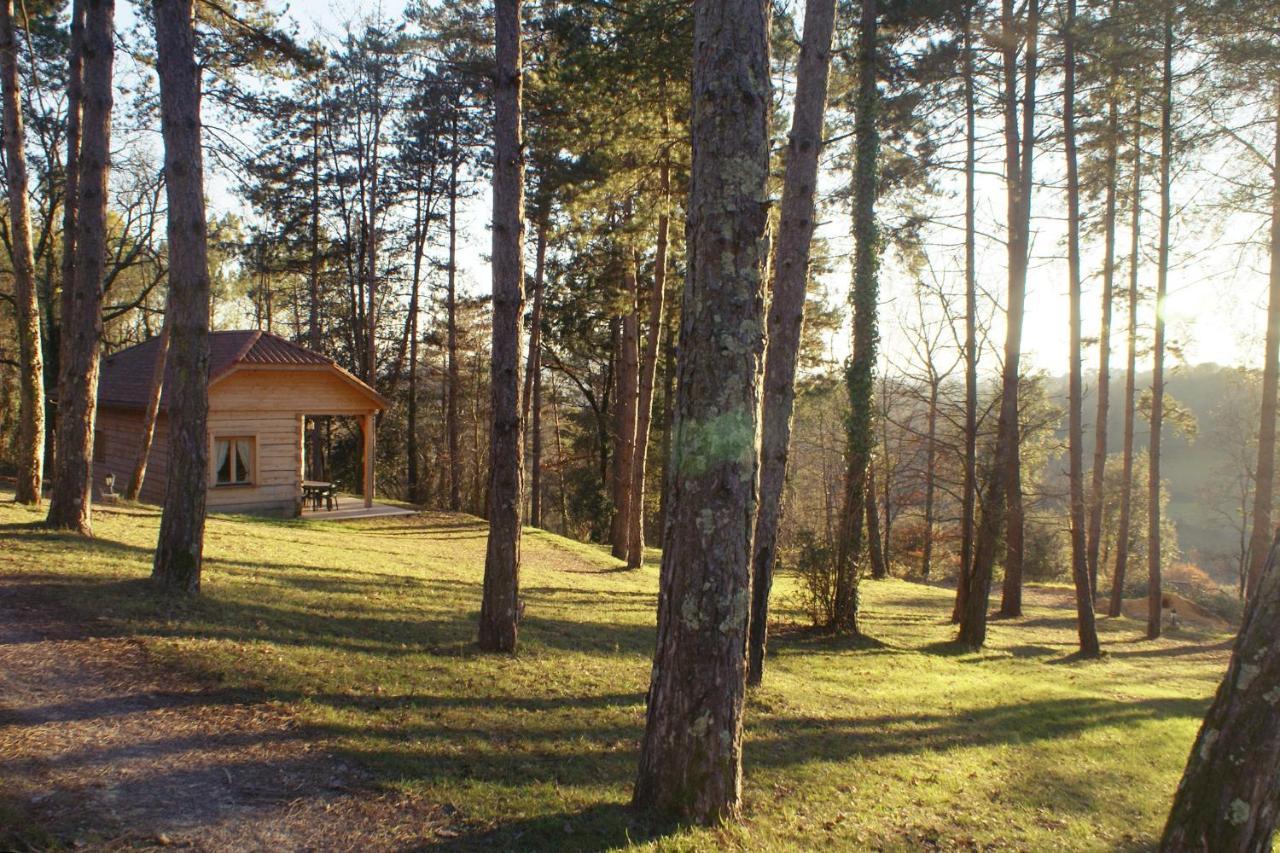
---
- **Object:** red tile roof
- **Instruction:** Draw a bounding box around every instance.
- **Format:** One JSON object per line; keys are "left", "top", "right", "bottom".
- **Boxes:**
{"left": 98, "top": 330, "right": 348, "bottom": 411}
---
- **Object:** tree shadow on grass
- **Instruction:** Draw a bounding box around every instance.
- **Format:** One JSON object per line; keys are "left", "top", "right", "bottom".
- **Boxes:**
{"left": 1, "top": 567, "right": 1217, "bottom": 850}
{"left": 424, "top": 802, "right": 673, "bottom": 852}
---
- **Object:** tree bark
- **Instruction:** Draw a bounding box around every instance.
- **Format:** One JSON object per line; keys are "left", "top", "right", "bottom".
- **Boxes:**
{"left": 922, "top": 381, "right": 939, "bottom": 580}
{"left": 1063, "top": 0, "right": 1101, "bottom": 657}
{"left": 308, "top": 97, "right": 321, "bottom": 351}
{"left": 965, "top": 0, "right": 1036, "bottom": 644}
{"left": 151, "top": 0, "right": 210, "bottom": 594}
{"left": 56, "top": 0, "right": 85, "bottom": 424}
{"left": 531, "top": 333, "right": 542, "bottom": 528}
{"left": 1086, "top": 0, "right": 1122, "bottom": 597}
{"left": 522, "top": 216, "right": 547, "bottom": 525}
{"left": 747, "top": 0, "right": 835, "bottom": 684}
{"left": 521, "top": 216, "right": 546, "bottom": 428}
{"left": 1, "top": 0, "right": 45, "bottom": 505}
{"left": 125, "top": 312, "right": 169, "bottom": 501}
{"left": 632, "top": 0, "right": 769, "bottom": 823}
{"left": 866, "top": 461, "right": 887, "bottom": 579}
{"left": 1160, "top": 531, "right": 1280, "bottom": 851}
{"left": 478, "top": 0, "right": 525, "bottom": 653}
{"left": 1246, "top": 84, "right": 1280, "bottom": 600}
{"left": 956, "top": 0, "right": 978, "bottom": 622}
{"left": 627, "top": 158, "right": 671, "bottom": 570}
{"left": 610, "top": 259, "right": 639, "bottom": 559}
{"left": 446, "top": 117, "right": 462, "bottom": 512}
{"left": 46, "top": 0, "right": 112, "bottom": 535}
{"left": 831, "top": 0, "right": 879, "bottom": 636}
{"left": 1148, "top": 7, "right": 1173, "bottom": 640}
{"left": 406, "top": 175, "right": 427, "bottom": 503}
{"left": 1110, "top": 90, "right": 1144, "bottom": 618}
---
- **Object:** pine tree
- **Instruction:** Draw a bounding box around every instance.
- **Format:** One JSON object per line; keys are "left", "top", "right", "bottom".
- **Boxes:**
{"left": 632, "top": 0, "right": 769, "bottom": 822}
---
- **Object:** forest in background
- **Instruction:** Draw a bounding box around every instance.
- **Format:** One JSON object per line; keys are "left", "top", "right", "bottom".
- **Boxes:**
{"left": 0, "top": 0, "right": 1275, "bottom": 615}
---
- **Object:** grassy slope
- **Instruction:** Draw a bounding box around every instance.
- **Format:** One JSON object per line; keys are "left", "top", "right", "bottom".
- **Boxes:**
{"left": 0, "top": 497, "right": 1229, "bottom": 850}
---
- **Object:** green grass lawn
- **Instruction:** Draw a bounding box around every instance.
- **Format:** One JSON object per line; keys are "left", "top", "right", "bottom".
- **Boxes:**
{"left": 0, "top": 496, "right": 1230, "bottom": 850}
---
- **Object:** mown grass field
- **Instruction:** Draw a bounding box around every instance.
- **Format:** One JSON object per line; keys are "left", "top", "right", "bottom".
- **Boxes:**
{"left": 0, "top": 495, "right": 1232, "bottom": 850}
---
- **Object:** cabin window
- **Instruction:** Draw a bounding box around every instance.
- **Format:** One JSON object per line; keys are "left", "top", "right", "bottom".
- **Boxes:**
{"left": 213, "top": 436, "right": 255, "bottom": 486}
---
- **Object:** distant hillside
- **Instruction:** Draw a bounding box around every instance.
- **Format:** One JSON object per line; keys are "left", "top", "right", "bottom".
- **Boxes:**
{"left": 1046, "top": 363, "right": 1258, "bottom": 583}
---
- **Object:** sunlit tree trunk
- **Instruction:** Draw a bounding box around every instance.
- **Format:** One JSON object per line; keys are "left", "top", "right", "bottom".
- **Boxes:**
{"left": 522, "top": 216, "right": 547, "bottom": 524}
{"left": 478, "top": 0, "right": 525, "bottom": 653}
{"left": 446, "top": 119, "right": 462, "bottom": 512}
{"left": 46, "top": 0, "right": 113, "bottom": 535}
{"left": 746, "top": 0, "right": 835, "bottom": 684}
{"left": 610, "top": 260, "right": 639, "bottom": 559}
{"left": 151, "top": 0, "right": 211, "bottom": 593}
{"left": 1148, "top": 6, "right": 1173, "bottom": 640}
{"left": 965, "top": 0, "right": 1036, "bottom": 644}
{"left": 626, "top": 175, "right": 669, "bottom": 569}
{"left": 956, "top": 0, "right": 978, "bottom": 622}
{"left": 55, "top": 0, "right": 85, "bottom": 435}
{"left": 1246, "top": 84, "right": 1280, "bottom": 600}
{"left": 1087, "top": 0, "right": 1122, "bottom": 596}
{"left": 2, "top": 0, "right": 45, "bottom": 505}
{"left": 1062, "top": 0, "right": 1101, "bottom": 656}
{"left": 832, "top": 0, "right": 879, "bottom": 635}
{"left": 1161, "top": 531, "right": 1280, "bottom": 850}
{"left": 1110, "top": 91, "right": 1143, "bottom": 619}
{"left": 632, "top": 0, "right": 769, "bottom": 822}
{"left": 922, "top": 379, "right": 939, "bottom": 580}
{"left": 125, "top": 313, "right": 169, "bottom": 501}
{"left": 866, "top": 462, "right": 887, "bottom": 579}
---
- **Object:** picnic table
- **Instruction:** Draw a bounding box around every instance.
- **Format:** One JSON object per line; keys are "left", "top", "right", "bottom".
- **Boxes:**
{"left": 302, "top": 480, "right": 338, "bottom": 511}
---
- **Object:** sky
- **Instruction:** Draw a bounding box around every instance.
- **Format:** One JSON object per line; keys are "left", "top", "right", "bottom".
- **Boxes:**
{"left": 121, "top": 0, "right": 1276, "bottom": 378}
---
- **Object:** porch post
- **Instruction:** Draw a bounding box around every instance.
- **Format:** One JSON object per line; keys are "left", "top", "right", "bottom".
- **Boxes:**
{"left": 363, "top": 411, "right": 375, "bottom": 508}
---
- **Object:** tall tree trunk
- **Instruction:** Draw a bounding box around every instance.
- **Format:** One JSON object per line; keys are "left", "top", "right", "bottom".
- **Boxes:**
{"left": 478, "top": 0, "right": 525, "bottom": 653}
{"left": 609, "top": 259, "right": 639, "bottom": 559}
{"left": 521, "top": 217, "right": 547, "bottom": 427}
{"left": 747, "top": 0, "right": 835, "bottom": 683}
{"left": 531, "top": 337, "right": 542, "bottom": 528}
{"left": 1086, "top": 0, "right": 1122, "bottom": 596}
{"left": 125, "top": 312, "right": 169, "bottom": 501}
{"left": 551, "top": 372, "right": 569, "bottom": 532}
{"left": 866, "top": 461, "right": 887, "bottom": 579}
{"left": 1246, "top": 84, "right": 1280, "bottom": 600}
{"left": 998, "top": 0, "right": 1038, "bottom": 619}
{"left": 831, "top": 0, "right": 879, "bottom": 635}
{"left": 1062, "top": 0, "right": 1101, "bottom": 657}
{"left": 56, "top": 0, "right": 84, "bottom": 428}
{"left": 46, "top": 0, "right": 112, "bottom": 535}
{"left": 446, "top": 127, "right": 462, "bottom": 512}
{"left": 1160, "top": 531, "right": 1280, "bottom": 851}
{"left": 965, "top": 0, "right": 1036, "bottom": 644}
{"left": 522, "top": 217, "right": 546, "bottom": 523}
{"left": 922, "top": 381, "right": 939, "bottom": 579}
{"left": 1148, "top": 6, "right": 1173, "bottom": 640}
{"left": 308, "top": 98, "right": 321, "bottom": 351}
{"left": 957, "top": 0, "right": 978, "bottom": 622}
{"left": 1110, "top": 91, "right": 1143, "bottom": 618}
{"left": 632, "top": 0, "right": 769, "bottom": 823}
{"left": 151, "top": 0, "right": 210, "bottom": 593}
{"left": 657, "top": 289, "right": 676, "bottom": 535}
{"left": 2, "top": 0, "right": 45, "bottom": 505}
{"left": 406, "top": 179, "right": 427, "bottom": 503}
{"left": 627, "top": 159, "right": 671, "bottom": 570}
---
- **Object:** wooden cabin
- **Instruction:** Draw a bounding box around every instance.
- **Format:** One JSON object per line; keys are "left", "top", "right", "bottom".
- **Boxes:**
{"left": 93, "top": 330, "right": 386, "bottom": 516}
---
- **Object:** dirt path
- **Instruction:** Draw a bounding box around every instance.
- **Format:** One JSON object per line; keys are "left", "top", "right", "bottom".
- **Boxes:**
{"left": 0, "top": 584, "right": 453, "bottom": 851}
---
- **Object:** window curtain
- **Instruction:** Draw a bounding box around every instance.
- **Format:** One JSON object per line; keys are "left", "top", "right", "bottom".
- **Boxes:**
{"left": 215, "top": 439, "right": 231, "bottom": 483}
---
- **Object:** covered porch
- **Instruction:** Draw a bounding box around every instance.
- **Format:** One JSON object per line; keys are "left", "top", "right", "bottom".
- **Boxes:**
{"left": 300, "top": 411, "right": 380, "bottom": 512}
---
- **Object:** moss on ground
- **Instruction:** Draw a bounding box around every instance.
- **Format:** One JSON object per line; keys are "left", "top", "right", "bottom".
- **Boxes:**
{"left": 0, "top": 496, "right": 1229, "bottom": 850}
